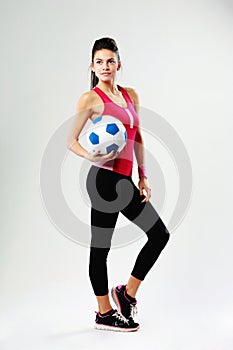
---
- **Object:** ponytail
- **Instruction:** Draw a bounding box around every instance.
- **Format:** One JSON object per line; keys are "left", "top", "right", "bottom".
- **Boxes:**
{"left": 90, "top": 70, "right": 99, "bottom": 90}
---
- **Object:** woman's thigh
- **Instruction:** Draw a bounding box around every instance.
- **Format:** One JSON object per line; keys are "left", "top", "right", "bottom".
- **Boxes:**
{"left": 86, "top": 165, "right": 121, "bottom": 248}
{"left": 86, "top": 165, "right": 134, "bottom": 215}
{"left": 120, "top": 178, "right": 167, "bottom": 234}
{"left": 90, "top": 208, "right": 119, "bottom": 248}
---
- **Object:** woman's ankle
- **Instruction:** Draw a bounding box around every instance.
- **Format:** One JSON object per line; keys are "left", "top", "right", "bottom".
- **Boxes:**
{"left": 96, "top": 294, "right": 112, "bottom": 314}
{"left": 99, "top": 307, "right": 113, "bottom": 315}
{"left": 125, "top": 287, "right": 136, "bottom": 299}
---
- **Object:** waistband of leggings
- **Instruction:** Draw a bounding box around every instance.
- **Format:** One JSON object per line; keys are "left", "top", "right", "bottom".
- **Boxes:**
{"left": 90, "top": 165, "right": 132, "bottom": 180}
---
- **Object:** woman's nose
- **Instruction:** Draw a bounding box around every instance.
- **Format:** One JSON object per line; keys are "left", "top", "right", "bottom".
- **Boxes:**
{"left": 103, "top": 62, "right": 109, "bottom": 70}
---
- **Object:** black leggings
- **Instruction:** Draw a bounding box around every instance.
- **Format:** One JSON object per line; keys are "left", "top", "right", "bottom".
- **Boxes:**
{"left": 86, "top": 165, "right": 170, "bottom": 296}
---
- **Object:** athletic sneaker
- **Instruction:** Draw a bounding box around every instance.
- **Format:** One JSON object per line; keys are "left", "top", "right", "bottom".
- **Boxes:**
{"left": 94, "top": 308, "right": 139, "bottom": 332}
{"left": 111, "top": 284, "right": 138, "bottom": 323}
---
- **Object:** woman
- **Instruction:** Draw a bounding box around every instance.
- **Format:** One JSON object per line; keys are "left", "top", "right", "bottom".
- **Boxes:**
{"left": 67, "top": 37, "right": 170, "bottom": 332}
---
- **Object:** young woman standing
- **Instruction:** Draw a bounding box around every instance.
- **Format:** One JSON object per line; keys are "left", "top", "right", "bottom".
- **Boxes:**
{"left": 67, "top": 37, "right": 170, "bottom": 332}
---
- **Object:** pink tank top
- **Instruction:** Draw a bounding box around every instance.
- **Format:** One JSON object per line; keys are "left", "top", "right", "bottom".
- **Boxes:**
{"left": 91, "top": 84, "right": 140, "bottom": 176}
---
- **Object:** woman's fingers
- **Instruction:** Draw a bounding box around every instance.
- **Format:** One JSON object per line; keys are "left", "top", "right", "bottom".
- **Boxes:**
{"left": 102, "top": 150, "right": 119, "bottom": 160}
{"left": 88, "top": 150, "right": 119, "bottom": 162}
{"left": 141, "top": 187, "right": 151, "bottom": 203}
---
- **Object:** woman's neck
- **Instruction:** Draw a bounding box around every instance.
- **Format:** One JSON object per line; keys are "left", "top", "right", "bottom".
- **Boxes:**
{"left": 96, "top": 82, "right": 121, "bottom": 95}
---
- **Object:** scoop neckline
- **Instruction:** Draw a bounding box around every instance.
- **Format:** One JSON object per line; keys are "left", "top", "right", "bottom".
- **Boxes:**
{"left": 94, "top": 85, "right": 129, "bottom": 110}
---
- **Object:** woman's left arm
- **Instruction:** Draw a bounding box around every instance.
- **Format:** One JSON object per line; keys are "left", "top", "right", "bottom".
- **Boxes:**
{"left": 134, "top": 126, "right": 151, "bottom": 203}
{"left": 127, "top": 88, "right": 151, "bottom": 203}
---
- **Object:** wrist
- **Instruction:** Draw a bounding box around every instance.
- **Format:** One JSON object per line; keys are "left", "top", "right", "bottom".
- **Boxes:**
{"left": 138, "top": 164, "right": 147, "bottom": 179}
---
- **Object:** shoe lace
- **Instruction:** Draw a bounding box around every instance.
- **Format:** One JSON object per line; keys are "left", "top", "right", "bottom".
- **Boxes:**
{"left": 130, "top": 304, "right": 138, "bottom": 318}
{"left": 113, "top": 311, "right": 129, "bottom": 324}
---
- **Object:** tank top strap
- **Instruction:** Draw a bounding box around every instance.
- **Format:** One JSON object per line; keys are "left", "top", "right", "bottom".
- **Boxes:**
{"left": 92, "top": 86, "right": 110, "bottom": 103}
{"left": 117, "top": 85, "right": 134, "bottom": 105}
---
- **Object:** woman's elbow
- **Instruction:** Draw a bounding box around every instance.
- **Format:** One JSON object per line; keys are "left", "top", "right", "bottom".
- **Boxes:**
{"left": 67, "top": 137, "right": 77, "bottom": 150}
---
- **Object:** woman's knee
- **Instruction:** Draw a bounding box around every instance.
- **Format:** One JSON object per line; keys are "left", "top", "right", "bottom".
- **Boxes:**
{"left": 146, "top": 220, "right": 170, "bottom": 248}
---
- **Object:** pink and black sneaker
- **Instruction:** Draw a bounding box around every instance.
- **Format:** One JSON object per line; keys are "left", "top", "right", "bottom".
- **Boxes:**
{"left": 94, "top": 308, "right": 139, "bottom": 332}
{"left": 111, "top": 285, "right": 138, "bottom": 324}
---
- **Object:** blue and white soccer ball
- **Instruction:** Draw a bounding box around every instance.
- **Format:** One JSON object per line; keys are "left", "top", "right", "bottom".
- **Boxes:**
{"left": 86, "top": 115, "right": 127, "bottom": 155}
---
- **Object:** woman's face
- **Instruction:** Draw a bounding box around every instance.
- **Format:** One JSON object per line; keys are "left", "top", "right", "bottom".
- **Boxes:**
{"left": 91, "top": 49, "right": 121, "bottom": 82}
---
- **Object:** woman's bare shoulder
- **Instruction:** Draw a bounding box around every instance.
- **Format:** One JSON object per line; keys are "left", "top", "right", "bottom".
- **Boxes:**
{"left": 78, "top": 89, "right": 98, "bottom": 103}
{"left": 76, "top": 89, "right": 99, "bottom": 109}
{"left": 122, "top": 86, "right": 140, "bottom": 104}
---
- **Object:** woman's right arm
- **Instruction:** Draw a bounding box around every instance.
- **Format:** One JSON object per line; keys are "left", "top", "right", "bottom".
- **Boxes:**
{"left": 67, "top": 92, "right": 119, "bottom": 162}
{"left": 67, "top": 92, "right": 93, "bottom": 158}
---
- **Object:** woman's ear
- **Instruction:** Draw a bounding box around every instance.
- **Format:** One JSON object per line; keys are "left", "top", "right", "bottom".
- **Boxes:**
{"left": 90, "top": 63, "right": 94, "bottom": 72}
{"left": 117, "top": 62, "right": 121, "bottom": 71}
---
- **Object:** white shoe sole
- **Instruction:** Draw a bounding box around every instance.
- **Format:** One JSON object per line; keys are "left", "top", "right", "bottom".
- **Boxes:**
{"left": 94, "top": 323, "right": 140, "bottom": 332}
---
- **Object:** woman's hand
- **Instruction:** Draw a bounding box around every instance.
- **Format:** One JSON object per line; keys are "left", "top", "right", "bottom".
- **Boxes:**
{"left": 138, "top": 177, "right": 151, "bottom": 203}
{"left": 85, "top": 150, "right": 119, "bottom": 163}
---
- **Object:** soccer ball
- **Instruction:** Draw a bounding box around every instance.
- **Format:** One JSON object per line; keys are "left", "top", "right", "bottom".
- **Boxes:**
{"left": 86, "top": 115, "right": 127, "bottom": 155}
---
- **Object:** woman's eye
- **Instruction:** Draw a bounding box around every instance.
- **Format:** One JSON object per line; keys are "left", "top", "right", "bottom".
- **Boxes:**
{"left": 95, "top": 60, "right": 115, "bottom": 64}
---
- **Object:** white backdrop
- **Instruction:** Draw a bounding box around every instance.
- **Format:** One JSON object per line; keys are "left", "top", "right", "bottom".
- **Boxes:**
{"left": 1, "top": 0, "right": 233, "bottom": 349}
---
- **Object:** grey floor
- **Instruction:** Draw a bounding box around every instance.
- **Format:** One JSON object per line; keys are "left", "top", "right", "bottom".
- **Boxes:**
{"left": 1, "top": 263, "right": 232, "bottom": 350}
